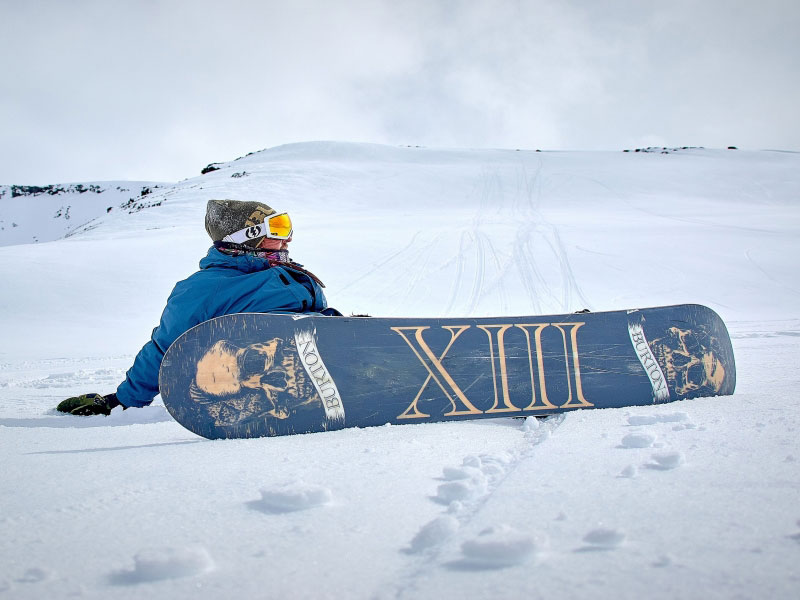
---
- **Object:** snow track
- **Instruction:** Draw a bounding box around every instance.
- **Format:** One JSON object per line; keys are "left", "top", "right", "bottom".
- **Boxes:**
{"left": 387, "top": 415, "right": 565, "bottom": 598}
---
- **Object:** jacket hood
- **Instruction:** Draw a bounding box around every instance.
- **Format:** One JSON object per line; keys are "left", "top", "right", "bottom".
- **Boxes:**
{"left": 199, "top": 247, "right": 276, "bottom": 274}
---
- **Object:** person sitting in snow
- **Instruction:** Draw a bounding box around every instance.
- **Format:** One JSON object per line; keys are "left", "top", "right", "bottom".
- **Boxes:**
{"left": 57, "top": 199, "right": 334, "bottom": 416}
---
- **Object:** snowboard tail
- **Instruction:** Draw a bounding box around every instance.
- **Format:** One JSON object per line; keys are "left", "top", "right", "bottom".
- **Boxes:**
{"left": 159, "top": 304, "right": 736, "bottom": 439}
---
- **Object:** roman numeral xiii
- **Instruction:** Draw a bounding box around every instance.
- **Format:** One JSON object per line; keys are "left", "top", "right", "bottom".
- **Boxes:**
{"left": 392, "top": 322, "right": 592, "bottom": 420}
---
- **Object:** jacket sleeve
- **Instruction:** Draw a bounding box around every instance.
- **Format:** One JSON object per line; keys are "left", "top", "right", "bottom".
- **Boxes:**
{"left": 115, "top": 279, "right": 212, "bottom": 408}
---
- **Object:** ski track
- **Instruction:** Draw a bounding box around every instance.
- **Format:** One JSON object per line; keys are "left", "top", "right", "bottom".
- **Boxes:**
{"left": 334, "top": 156, "right": 591, "bottom": 317}
{"left": 444, "top": 230, "right": 470, "bottom": 317}
{"left": 507, "top": 156, "right": 592, "bottom": 314}
{"left": 550, "top": 227, "right": 590, "bottom": 311}
{"left": 444, "top": 229, "right": 504, "bottom": 317}
{"left": 744, "top": 249, "right": 800, "bottom": 296}
{"left": 513, "top": 154, "right": 545, "bottom": 216}
{"left": 333, "top": 231, "right": 423, "bottom": 295}
{"left": 466, "top": 231, "right": 486, "bottom": 315}
{"left": 482, "top": 234, "right": 509, "bottom": 315}
{"left": 443, "top": 169, "right": 495, "bottom": 317}
{"left": 513, "top": 224, "right": 544, "bottom": 314}
{"left": 513, "top": 223, "right": 588, "bottom": 314}
{"left": 449, "top": 165, "right": 544, "bottom": 317}
{"left": 391, "top": 232, "right": 443, "bottom": 311}
{"left": 383, "top": 414, "right": 566, "bottom": 599}
{"left": 465, "top": 172, "right": 494, "bottom": 315}
{"left": 333, "top": 229, "right": 444, "bottom": 313}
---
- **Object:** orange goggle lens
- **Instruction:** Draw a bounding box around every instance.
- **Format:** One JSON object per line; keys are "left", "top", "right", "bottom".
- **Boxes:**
{"left": 267, "top": 213, "right": 292, "bottom": 239}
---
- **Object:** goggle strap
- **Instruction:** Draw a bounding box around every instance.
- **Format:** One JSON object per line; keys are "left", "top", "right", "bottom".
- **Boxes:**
{"left": 222, "top": 213, "right": 292, "bottom": 244}
{"left": 222, "top": 222, "right": 272, "bottom": 244}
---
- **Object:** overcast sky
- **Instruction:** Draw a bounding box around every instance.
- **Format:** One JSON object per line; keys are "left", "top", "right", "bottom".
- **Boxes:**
{"left": 1, "top": 0, "right": 798, "bottom": 184}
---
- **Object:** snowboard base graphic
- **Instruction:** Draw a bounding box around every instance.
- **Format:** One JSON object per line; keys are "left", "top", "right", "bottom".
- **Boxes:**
{"left": 158, "top": 305, "right": 736, "bottom": 440}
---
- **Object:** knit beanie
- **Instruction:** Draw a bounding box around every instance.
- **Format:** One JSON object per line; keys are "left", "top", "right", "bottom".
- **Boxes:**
{"left": 205, "top": 199, "right": 276, "bottom": 248}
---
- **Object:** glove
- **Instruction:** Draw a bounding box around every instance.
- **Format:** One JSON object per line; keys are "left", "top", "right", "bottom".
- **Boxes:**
{"left": 57, "top": 393, "right": 122, "bottom": 416}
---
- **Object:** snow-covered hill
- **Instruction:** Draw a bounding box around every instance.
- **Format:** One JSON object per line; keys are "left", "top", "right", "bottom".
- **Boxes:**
{"left": 0, "top": 181, "right": 166, "bottom": 246}
{"left": 1, "top": 142, "right": 798, "bottom": 599}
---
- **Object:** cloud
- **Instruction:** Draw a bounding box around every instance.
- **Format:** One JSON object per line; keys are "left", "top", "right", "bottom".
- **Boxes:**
{"left": 1, "top": 0, "right": 798, "bottom": 183}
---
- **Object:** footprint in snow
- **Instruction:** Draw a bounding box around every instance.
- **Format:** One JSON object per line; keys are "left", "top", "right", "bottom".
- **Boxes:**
{"left": 433, "top": 454, "right": 511, "bottom": 506}
{"left": 441, "top": 465, "right": 483, "bottom": 481}
{"left": 627, "top": 412, "right": 689, "bottom": 426}
{"left": 405, "top": 516, "right": 460, "bottom": 554}
{"left": 576, "top": 527, "right": 626, "bottom": 552}
{"left": 109, "top": 546, "right": 214, "bottom": 585}
{"left": 447, "top": 525, "right": 543, "bottom": 570}
{"left": 248, "top": 482, "right": 333, "bottom": 514}
{"left": 619, "top": 432, "right": 656, "bottom": 449}
{"left": 645, "top": 451, "right": 685, "bottom": 470}
{"left": 627, "top": 415, "right": 660, "bottom": 426}
{"left": 672, "top": 423, "right": 697, "bottom": 431}
{"left": 434, "top": 478, "right": 488, "bottom": 505}
{"left": 472, "top": 452, "right": 515, "bottom": 477}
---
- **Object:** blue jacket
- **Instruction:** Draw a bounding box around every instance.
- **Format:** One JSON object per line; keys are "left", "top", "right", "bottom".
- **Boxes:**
{"left": 116, "top": 247, "right": 328, "bottom": 407}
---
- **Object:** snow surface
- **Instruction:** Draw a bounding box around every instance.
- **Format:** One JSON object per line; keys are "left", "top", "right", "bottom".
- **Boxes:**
{"left": 0, "top": 182, "right": 165, "bottom": 246}
{"left": 1, "top": 142, "right": 799, "bottom": 599}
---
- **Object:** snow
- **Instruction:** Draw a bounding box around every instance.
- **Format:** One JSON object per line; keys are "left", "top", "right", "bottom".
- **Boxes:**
{"left": 249, "top": 483, "right": 334, "bottom": 514}
{"left": 1, "top": 142, "right": 799, "bottom": 599}
{"left": 0, "top": 182, "right": 164, "bottom": 246}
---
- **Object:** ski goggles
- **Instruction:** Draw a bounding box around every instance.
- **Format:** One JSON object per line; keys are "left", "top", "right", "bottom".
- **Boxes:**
{"left": 223, "top": 212, "right": 293, "bottom": 244}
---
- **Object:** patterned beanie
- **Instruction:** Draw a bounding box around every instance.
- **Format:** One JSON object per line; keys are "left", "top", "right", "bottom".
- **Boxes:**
{"left": 205, "top": 199, "right": 276, "bottom": 248}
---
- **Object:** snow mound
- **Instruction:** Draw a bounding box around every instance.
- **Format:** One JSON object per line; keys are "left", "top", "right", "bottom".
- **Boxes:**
{"left": 249, "top": 482, "right": 333, "bottom": 514}
{"left": 441, "top": 465, "right": 484, "bottom": 481}
{"left": 620, "top": 432, "right": 656, "bottom": 448}
{"left": 647, "top": 451, "right": 686, "bottom": 470}
{"left": 435, "top": 479, "right": 487, "bottom": 504}
{"left": 407, "top": 516, "right": 460, "bottom": 554}
{"left": 456, "top": 525, "right": 543, "bottom": 569}
{"left": 110, "top": 546, "right": 214, "bottom": 584}
{"left": 581, "top": 527, "right": 626, "bottom": 550}
{"left": 433, "top": 453, "right": 516, "bottom": 506}
{"left": 521, "top": 415, "right": 541, "bottom": 431}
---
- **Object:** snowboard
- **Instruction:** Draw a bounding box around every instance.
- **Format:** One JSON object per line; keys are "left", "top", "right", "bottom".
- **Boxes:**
{"left": 158, "top": 304, "right": 736, "bottom": 440}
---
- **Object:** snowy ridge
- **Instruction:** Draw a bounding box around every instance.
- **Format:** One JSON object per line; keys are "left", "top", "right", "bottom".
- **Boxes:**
{"left": 1, "top": 142, "right": 799, "bottom": 599}
{"left": 0, "top": 181, "right": 166, "bottom": 246}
